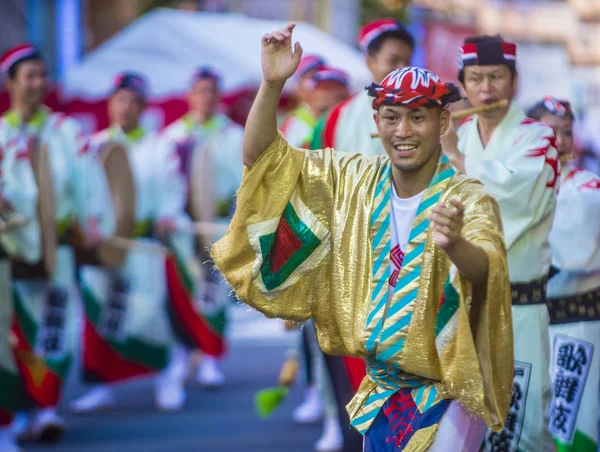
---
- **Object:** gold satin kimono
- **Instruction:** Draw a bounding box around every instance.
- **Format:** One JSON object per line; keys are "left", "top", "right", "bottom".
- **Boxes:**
{"left": 212, "top": 133, "right": 514, "bottom": 449}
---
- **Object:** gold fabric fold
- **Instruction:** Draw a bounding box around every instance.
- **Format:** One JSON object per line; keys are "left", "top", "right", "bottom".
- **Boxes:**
{"left": 211, "top": 133, "right": 513, "bottom": 434}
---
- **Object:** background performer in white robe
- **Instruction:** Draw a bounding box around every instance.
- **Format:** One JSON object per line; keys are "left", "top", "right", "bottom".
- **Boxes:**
{"left": 71, "top": 72, "right": 190, "bottom": 414}
{"left": 0, "top": 48, "right": 43, "bottom": 448}
{"left": 529, "top": 96, "right": 600, "bottom": 452}
{"left": 441, "top": 35, "right": 559, "bottom": 452}
{"left": 310, "top": 18, "right": 414, "bottom": 157}
{"left": 160, "top": 67, "right": 243, "bottom": 389}
{"left": 0, "top": 43, "right": 105, "bottom": 444}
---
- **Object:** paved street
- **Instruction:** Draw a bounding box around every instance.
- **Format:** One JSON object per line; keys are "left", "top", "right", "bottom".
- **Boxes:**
{"left": 25, "top": 307, "right": 322, "bottom": 452}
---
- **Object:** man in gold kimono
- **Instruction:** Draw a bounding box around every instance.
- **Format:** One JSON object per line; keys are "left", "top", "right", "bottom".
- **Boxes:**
{"left": 212, "top": 24, "right": 514, "bottom": 451}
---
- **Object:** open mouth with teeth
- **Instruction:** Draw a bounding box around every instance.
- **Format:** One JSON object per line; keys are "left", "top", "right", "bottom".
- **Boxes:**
{"left": 393, "top": 144, "right": 419, "bottom": 152}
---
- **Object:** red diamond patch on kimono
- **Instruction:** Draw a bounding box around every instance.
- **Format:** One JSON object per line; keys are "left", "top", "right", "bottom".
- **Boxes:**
{"left": 248, "top": 191, "right": 330, "bottom": 297}
{"left": 269, "top": 217, "right": 304, "bottom": 273}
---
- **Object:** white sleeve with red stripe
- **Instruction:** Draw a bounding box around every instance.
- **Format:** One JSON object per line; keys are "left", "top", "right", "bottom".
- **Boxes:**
{"left": 463, "top": 121, "right": 559, "bottom": 250}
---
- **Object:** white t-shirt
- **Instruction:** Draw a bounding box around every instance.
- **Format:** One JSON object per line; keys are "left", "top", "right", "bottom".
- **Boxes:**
{"left": 388, "top": 186, "right": 426, "bottom": 296}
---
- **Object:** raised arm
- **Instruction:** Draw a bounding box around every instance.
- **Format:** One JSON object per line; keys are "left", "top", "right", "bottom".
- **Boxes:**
{"left": 243, "top": 23, "right": 303, "bottom": 168}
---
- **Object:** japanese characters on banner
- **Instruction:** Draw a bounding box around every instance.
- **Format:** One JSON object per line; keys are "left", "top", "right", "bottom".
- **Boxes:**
{"left": 36, "top": 287, "right": 69, "bottom": 359}
{"left": 99, "top": 274, "right": 130, "bottom": 342}
{"left": 483, "top": 361, "right": 532, "bottom": 452}
{"left": 549, "top": 334, "right": 594, "bottom": 443}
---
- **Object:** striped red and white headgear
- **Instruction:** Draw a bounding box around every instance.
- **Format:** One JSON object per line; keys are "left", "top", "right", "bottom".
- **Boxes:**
{"left": 309, "top": 67, "right": 350, "bottom": 90}
{"left": 358, "top": 19, "right": 413, "bottom": 53}
{"left": 1, "top": 43, "right": 42, "bottom": 75}
{"left": 366, "top": 66, "right": 462, "bottom": 111}
{"left": 527, "top": 96, "right": 574, "bottom": 121}
{"left": 458, "top": 37, "right": 516, "bottom": 83}
{"left": 296, "top": 55, "right": 326, "bottom": 79}
{"left": 112, "top": 72, "right": 148, "bottom": 100}
{"left": 193, "top": 66, "right": 222, "bottom": 84}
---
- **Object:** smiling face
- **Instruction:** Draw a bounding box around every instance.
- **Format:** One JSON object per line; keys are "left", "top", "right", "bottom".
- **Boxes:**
{"left": 375, "top": 105, "right": 450, "bottom": 173}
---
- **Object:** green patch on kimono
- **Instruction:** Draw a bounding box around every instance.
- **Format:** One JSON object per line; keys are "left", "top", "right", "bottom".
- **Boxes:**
{"left": 435, "top": 278, "right": 459, "bottom": 336}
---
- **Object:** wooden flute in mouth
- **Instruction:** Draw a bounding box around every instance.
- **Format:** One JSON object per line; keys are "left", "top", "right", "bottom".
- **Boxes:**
{"left": 370, "top": 99, "right": 510, "bottom": 138}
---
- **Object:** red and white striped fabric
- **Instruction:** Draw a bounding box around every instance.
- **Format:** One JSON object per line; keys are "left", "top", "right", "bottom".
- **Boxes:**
{"left": 0, "top": 43, "right": 40, "bottom": 74}
{"left": 358, "top": 19, "right": 407, "bottom": 52}
{"left": 458, "top": 40, "right": 516, "bottom": 70}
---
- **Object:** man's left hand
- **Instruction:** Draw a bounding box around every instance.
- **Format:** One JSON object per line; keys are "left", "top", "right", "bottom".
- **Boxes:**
{"left": 429, "top": 198, "right": 465, "bottom": 250}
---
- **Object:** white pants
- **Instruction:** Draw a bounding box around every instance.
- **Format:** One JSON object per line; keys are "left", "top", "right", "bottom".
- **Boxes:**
{"left": 429, "top": 401, "right": 488, "bottom": 451}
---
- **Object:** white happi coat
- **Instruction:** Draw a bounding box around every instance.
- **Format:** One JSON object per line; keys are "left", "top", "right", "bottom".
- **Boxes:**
{"left": 458, "top": 100, "right": 559, "bottom": 452}
{"left": 458, "top": 101, "right": 559, "bottom": 283}
{"left": 161, "top": 113, "right": 243, "bottom": 215}
{"left": 0, "top": 115, "right": 40, "bottom": 263}
{"left": 1, "top": 107, "right": 106, "bottom": 240}
{"left": 548, "top": 165, "right": 600, "bottom": 298}
{"left": 0, "top": 107, "right": 106, "bottom": 373}
{"left": 80, "top": 125, "right": 189, "bottom": 363}
{"left": 546, "top": 164, "right": 600, "bottom": 451}
{"left": 91, "top": 126, "right": 189, "bottom": 231}
{"left": 280, "top": 105, "right": 316, "bottom": 148}
{"left": 0, "top": 115, "right": 40, "bottom": 414}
